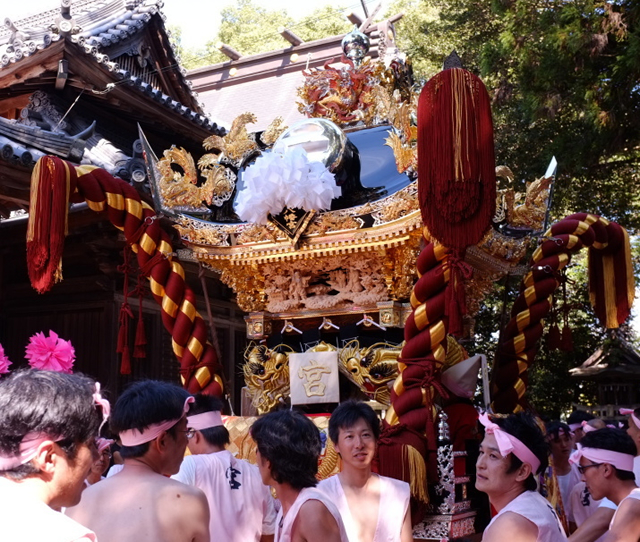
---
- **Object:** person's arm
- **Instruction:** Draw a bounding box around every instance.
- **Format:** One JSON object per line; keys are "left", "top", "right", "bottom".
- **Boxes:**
{"left": 296, "top": 500, "right": 343, "bottom": 542}
{"left": 189, "top": 489, "right": 210, "bottom": 542}
{"left": 400, "top": 507, "right": 413, "bottom": 542}
{"left": 603, "top": 500, "right": 640, "bottom": 542}
{"left": 482, "top": 512, "right": 538, "bottom": 542}
{"left": 569, "top": 507, "right": 615, "bottom": 542}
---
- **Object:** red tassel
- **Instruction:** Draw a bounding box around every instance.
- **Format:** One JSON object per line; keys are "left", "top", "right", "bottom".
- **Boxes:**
{"left": 417, "top": 68, "right": 496, "bottom": 250}
{"left": 120, "top": 345, "right": 132, "bottom": 375}
{"left": 134, "top": 315, "right": 147, "bottom": 358}
{"left": 26, "top": 157, "right": 76, "bottom": 293}
{"left": 547, "top": 323, "right": 562, "bottom": 350}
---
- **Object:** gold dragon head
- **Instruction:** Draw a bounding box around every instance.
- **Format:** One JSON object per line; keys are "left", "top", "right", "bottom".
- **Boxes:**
{"left": 242, "top": 343, "right": 292, "bottom": 414}
{"left": 338, "top": 340, "right": 402, "bottom": 406}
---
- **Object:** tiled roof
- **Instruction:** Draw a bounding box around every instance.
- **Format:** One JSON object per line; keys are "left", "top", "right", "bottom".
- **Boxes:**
{"left": 1, "top": 0, "right": 225, "bottom": 134}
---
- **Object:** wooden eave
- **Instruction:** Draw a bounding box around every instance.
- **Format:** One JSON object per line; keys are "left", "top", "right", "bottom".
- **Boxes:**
{"left": 0, "top": 40, "right": 213, "bottom": 144}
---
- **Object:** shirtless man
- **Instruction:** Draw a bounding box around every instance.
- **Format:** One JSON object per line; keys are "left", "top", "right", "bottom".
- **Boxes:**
{"left": 0, "top": 370, "right": 107, "bottom": 542}
{"left": 318, "top": 400, "right": 412, "bottom": 542}
{"left": 476, "top": 411, "right": 566, "bottom": 542}
{"left": 250, "top": 409, "right": 348, "bottom": 542}
{"left": 67, "top": 380, "right": 209, "bottom": 542}
{"left": 173, "top": 393, "right": 276, "bottom": 542}
{"left": 570, "top": 428, "right": 640, "bottom": 542}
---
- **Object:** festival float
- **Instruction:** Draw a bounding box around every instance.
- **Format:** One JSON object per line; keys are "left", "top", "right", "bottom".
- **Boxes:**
{"left": 24, "top": 24, "right": 635, "bottom": 540}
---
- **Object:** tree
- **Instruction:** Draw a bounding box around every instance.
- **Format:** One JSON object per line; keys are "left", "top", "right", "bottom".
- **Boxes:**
{"left": 177, "top": 1, "right": 353, "bottom": 70}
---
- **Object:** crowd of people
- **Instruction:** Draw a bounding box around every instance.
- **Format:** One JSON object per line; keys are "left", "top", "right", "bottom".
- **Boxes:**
{"left": 1, "top": 369, "right": 640, "bottom": 542}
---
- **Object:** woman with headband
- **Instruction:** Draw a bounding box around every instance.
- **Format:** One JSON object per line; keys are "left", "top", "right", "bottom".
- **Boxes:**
{"left": 476, "top": 412, "right": 567, "bottom": 541}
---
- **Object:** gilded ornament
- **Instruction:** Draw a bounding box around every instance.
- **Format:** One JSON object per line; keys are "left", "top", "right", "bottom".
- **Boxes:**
{"left": 260, "top": 116, "right": 288, "bottom": 147}
{"left": 157, "top": 147, "right": 235, "bottom": 210}
{"left": 338, "top": 340, "right": 402, "bottom": 406}
{"left": 242, "top": 343, "right": 292, "bottom": 414}
{"left": 202, "top": 112, "right": 259, "bottom": 166}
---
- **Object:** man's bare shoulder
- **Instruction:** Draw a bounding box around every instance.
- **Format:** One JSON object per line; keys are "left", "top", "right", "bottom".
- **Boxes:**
{"left": 294, "top": 499, "right": 341, "bottom": 542}
{"left": 483, "top": 511, "right": 538, "bottom": 542}
{"left": 607, "top": 498, "right": 640, "bottom": 542}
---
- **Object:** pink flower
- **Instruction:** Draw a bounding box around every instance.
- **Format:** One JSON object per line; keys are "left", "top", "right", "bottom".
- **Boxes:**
{"left": 25, "top": 330, "right": 75, "bottom": 373}
{"left": 0, "top": 343, "right": 11, "bottom": 375}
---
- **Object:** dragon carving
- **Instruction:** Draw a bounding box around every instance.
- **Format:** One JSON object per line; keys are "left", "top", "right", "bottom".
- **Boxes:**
{"left": 242, "top": 343, "right": 292, "bottom": 414}
{"left": 338, "top": 340, "right": 402, "bottom": 406}
{"left": 202, "top": 112, "right": 259, "bottom": 166}
{"left": 157, "top": 146, "right": 236, "bottom": 209}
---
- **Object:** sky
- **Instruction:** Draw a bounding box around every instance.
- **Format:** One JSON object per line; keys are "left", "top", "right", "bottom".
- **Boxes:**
{"left": 4, "top": 0, "right": 385, "bottom": 49}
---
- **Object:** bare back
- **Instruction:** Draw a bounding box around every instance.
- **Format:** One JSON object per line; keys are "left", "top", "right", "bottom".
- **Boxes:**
{"left": 66, "top": 466, "right": 209, "bottom": 542}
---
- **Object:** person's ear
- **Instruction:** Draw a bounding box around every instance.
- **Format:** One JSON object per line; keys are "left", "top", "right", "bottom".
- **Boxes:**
{"left": 515, "top": 462, "right": 532, "bottom": 482}
{"left": 602, "top": 463, "right": 614, "bottom": 479}
{"left": 32, "top": 440, "right": 58, "bottom": 476}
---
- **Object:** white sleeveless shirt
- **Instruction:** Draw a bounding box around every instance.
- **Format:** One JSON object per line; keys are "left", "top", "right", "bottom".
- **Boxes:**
{"left": 609, "top": 487, "right": 640, "bottom": 528}
{"left": 485, "top": 490, "right": 567, "bottom": 542}
{"left": 275, "top": 486, "right": 349, "bottom": 542}
{"left": 318, "top": 473, "right": 410, "bottom": 542}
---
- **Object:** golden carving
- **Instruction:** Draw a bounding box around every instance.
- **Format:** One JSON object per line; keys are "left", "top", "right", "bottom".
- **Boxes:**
{"left": 297, "top": 59, "right": 388, "bottom": 126}
{"left": 298, "top": 359, "right": 332, "bottom": 397}
{"left": 338, "top": 340, "right": 402, "bottom": 406}
{"left": 216, "top": 262, "right": 266, "bottom": 313}
{"left": 157, "top": 147, "right": 236, "bottom": 209}
{"left": 384, "top": 233, "right": 422, "bottom": 301}
{"left": 262, "top": 254, "right": 388, "bottom": 313}
{"left": 243, "top": 343, "right": 292, "bottom": 414}
{"left": 202, "top": 112, "right": 259, "bottom": 166}
{"left": 260, "top": 116, "right": 287, "bottom": 146}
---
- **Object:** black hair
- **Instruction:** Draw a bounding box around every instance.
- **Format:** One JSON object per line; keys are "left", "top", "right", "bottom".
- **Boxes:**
{"left": 110, "top": 380, "right": 191, "bottom": 459}
{"left": 250, "top": 409, "right": 320, "bottom": 490}
{"left": 488, "top": 412, "right": 549, "bottom": 491}
{"left": 580, "top": 428, "right": 637, "bottom": 481}
{"left": 0, "top": 369, "right": 102, "bottom": 480}
{"left": 189, "top": 393, "right": 229, "bottom": 448}
{"left": 567, "top": 411, "right": 595, "bottom": 425}
{"left": 328, "top": 400, "right": 381, "bottom": 445}
{"left": 546, "top": 421, "right": 572, "bottom": 442}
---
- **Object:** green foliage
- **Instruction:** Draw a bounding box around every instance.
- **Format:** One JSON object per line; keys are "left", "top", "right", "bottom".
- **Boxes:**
{"left": 176, "top": 1, "right": 353, "bottom": 70}
{"left": 293, "top": 5, "right": 352, "bottom": 43}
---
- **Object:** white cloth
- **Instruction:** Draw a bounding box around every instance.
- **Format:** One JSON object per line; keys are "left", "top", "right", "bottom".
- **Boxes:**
{"left": 318, "top": 473, "right": 410, "bottom": 542}
{"left": 556, "top": 464, "right": 581, "bottom": 522}
{"left": 568, "top": 482, "right": 607, "bottom": 542}
{"left": 105, "top": 464, "right": 123, "bottom": 478}
{"left": 173, "top": 450, "right": 276, "bottom": 542}
{"left": 0, "top": 477, "right": 96, "bottom": 542}
{"left": 275, "top": 486, "right": 349, "bottom": 542}
{"left": 609, "top": 487, "right": 640, "bottom": 528}
{"left": 486, "top": 490, "right": 567, "bottom": 542}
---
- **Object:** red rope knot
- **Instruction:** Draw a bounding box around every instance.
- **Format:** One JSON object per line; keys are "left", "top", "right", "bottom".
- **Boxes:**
{"left": 378, "top": 423, "right": 409, "bottom": 445}
{"left": 398, "top": 357, "right": 449, "bottom": 399}
{"left": 444, "top": 251, "right": 472, "bottom": 337}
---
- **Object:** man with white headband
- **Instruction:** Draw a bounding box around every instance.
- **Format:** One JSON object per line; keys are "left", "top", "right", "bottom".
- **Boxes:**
{"left": 0, "top": 369, "right": 108, "bottom": 542}
{"left": 569, "top": 410, "right": 640, "bottom": 542}
{"left": 173, "top": 393, "right": 277, "bottom": 542}
{"left": 67, "top": 380, "right": 210, "bottom": 542}
{"left": 476, "top": 411, "right": 567, "bottom": 541}
{"left": 570, "top": 427, "right": 640, "bottom": 542}
{"left": 567, "top": 411, "right": 596, "bottom": 448}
